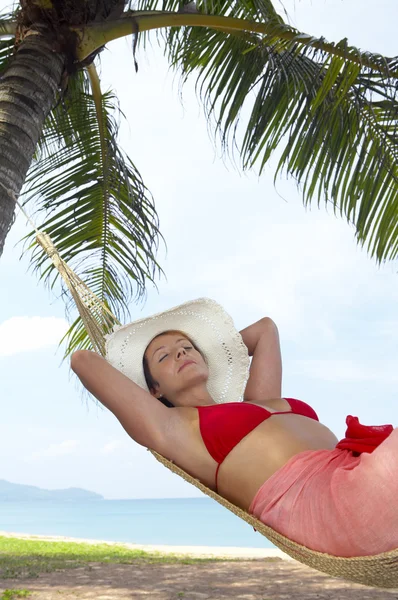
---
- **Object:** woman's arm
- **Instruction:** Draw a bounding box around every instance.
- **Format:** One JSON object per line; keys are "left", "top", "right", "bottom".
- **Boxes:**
{"left": 71, "top": 350, "right": 173, "bottom": 453}
{"left": 239, "top": 317, "right": 282, "bottom": 402}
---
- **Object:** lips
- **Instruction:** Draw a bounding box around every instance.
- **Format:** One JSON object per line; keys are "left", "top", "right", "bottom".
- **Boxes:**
{"left": 178, "top": 360, "right": 196, "bottom": 373}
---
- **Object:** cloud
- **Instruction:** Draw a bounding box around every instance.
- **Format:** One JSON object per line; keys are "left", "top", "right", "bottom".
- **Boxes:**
{"left": 0, "top": 316, "right": 69, "bottom": 357}
{"left": 159, "top": 214, "right": 359, "bottom": 335}
{"left": 155, "top": 201, "right": 398, "bottom": 351}
{"left": 291, "top": 359, "right": 398, "bottom": 384}
{"left": 26, "top": 440, "right": 79, "bottom": 462}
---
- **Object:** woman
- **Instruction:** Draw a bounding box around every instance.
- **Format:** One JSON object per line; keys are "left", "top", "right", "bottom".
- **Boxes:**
{"left": 71, "top": 298, "right": 397, "bottom": 558}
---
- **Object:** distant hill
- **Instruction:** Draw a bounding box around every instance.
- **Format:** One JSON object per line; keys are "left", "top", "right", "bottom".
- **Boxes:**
{"left": 0, "top": 479, "right": 104, "bottom": 502}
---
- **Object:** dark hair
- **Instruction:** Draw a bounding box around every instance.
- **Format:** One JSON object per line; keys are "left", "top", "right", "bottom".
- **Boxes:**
{"left": 142, "top": 331, "right": 204, "bottom": 408}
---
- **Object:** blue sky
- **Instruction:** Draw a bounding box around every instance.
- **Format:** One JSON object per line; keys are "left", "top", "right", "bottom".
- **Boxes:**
{"left": 0, "top": 0, "right": 397, "bottom": 499}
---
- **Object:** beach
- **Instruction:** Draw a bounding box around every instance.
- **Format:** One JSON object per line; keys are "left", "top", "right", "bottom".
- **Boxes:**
{"left": 0, "top": 530, "right": 291, "bottom": 560}
{"left": 1, "top": 531, "right": 397, "bottom": 599}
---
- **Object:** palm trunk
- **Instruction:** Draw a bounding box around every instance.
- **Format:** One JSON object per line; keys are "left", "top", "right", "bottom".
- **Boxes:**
{"left": 0, "top": 32, "right": 65, "bottom": 256}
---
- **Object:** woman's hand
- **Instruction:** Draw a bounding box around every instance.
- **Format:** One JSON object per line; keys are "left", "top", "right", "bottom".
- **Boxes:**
{"left": 239, "top": 317, "right": 282, "bottom": 402}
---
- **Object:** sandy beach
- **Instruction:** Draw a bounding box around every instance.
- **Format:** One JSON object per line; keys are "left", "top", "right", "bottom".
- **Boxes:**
{"left": 0, "top": 529, "right": 291, "bottom": 560}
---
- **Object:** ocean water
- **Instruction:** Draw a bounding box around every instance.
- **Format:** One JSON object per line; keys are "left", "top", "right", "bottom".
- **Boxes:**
{"left": 0, "top": 497, "right": 275, "bottom": 548}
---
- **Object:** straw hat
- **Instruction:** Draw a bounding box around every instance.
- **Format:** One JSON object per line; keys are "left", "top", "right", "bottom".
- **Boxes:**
{"left": 105, "top": 297, "right": 250, "bottom": 403}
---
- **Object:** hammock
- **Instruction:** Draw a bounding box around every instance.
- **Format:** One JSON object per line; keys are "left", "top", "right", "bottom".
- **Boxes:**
{"left": 29, "top": 228, "right": 397, "bottom": 589}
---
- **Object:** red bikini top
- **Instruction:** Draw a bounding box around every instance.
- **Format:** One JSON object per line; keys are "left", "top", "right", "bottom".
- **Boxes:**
{"left": 197, "top": 398, "right": 319, "bottom": 490}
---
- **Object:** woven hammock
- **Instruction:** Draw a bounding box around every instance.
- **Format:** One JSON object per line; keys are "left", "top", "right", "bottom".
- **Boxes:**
{"left": 34, "top": 230, "right": 398, "bottom": 590}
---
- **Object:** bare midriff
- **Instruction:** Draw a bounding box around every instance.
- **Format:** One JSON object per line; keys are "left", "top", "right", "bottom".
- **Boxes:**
{"left": 217, "top": 413, "right": 338, "bottom": 509}
{"left": 174, "top": 398, "right": 339, "bottom": 512}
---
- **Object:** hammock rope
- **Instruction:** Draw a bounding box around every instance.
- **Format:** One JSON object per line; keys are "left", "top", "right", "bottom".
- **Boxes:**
{"left": 10, "top": 194, "right": 398, "bottom": 589}
{"left": 36, "top": 231, "right": 121, "bottom": 356}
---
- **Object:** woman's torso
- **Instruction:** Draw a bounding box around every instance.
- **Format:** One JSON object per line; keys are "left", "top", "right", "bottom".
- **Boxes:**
{"left": 163, "top": 398, "right": 339, "bottom": 510}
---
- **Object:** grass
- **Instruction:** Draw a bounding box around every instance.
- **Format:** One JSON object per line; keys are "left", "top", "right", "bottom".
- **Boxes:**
{"left": 1, "top": 590, "right": 31, "bottom": 600}
{"left": 0, "top": 535, "right": 259, "bottom": 580}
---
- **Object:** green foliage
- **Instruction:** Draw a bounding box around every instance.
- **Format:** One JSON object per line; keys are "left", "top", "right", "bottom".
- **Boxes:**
{"left": 0, "top": 2, "right": 396, "bottom": 363}
{"left": 21, "top": 68, "right": 163, "bottom": 355}
{"left": 130, "top": 0, "right": 281, "bottom": 21}
{"left": 168, "top": 19, "right": 398, "bottom": 261}
{"left": 1, "top": 590, "right": 30, "bottom": 600}
{"left": 130, "top": 0, "right": 283, "bottom": 49}
{"left": 0, "top": 12, "right": 17, "bottom": 75}
{"left": 0, "top": 38, "right": 14, "bottom": 74}
{"left": 126, "top": 2, "right": 398, "bottom": 262}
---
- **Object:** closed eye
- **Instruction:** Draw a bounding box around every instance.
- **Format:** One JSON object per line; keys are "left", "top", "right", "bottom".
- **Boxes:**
{"left": 159, "top": 345, "right": 193, "bottom": 362}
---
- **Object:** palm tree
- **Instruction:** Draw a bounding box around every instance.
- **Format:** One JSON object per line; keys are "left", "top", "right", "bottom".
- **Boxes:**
{"left": 0, "top": 0, "right": 396, "bottom": 354}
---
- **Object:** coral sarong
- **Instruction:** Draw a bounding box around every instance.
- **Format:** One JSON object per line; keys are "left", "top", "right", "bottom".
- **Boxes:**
{"left": 249, "top": 416, "right": 398, "bottom": 557}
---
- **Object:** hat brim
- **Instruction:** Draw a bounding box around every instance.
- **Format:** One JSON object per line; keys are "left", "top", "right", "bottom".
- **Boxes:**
{"left": 105, "top": 298, "right": 249, "bottom": 404}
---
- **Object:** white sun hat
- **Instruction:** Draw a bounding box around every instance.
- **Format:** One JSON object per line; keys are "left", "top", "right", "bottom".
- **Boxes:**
{"left": 105, "top": 297, "right": 250, "bottom": 403}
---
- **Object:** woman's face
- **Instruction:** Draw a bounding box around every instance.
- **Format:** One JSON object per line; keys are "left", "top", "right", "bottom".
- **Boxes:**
{"left": 144, "top": 331, "right": 209, "bottom": 402}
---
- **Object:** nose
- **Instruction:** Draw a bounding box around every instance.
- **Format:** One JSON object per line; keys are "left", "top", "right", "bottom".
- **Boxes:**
{"left": 176, "top": 346, "right": 187, "bottom": 359}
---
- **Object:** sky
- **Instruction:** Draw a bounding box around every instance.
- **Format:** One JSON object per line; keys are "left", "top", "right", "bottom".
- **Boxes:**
{"left": 0, "top": 0, "right": 397, "bottom": 500}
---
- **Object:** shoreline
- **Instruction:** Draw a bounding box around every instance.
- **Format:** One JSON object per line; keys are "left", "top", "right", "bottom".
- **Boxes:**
{"left": 0, "top": 530, "right": 293, "bottom": 560}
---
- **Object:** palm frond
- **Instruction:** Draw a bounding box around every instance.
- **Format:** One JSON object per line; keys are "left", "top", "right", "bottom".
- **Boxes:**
{"left": 126, "top": 0, "right": 282, "bottom": 51}
{"left": 129, "top": 0, "right": 281, "bottom": 20}
{"left": 0, "top": 9, "right": 17, "bottom": 31}
{"left": 21, "top": 67, "right": 163, "bottom": 356}
{"left": 159, "top": 18, "right": 398, "bottom": 262}
{"left": 0, "top": 36, "right": 14, "bottom": 73}
{"left": 0, "top": 11, "right": 16, "bottom": 76}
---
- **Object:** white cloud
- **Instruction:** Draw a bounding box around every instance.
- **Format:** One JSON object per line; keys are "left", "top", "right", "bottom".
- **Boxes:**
{"left": 291, "top": 359, "right": 398, "bottom": 384}
{"left": 26, "top": 440, "right": 79, "bottom": 462}
{"left": 157, "top": 203, "right": 397, "bottom": 348}
{"left": 0, "top": 316, "right": 69, "bottom": 357}
{"left": 159, "top": 213, "right": 365, "bottom": 338}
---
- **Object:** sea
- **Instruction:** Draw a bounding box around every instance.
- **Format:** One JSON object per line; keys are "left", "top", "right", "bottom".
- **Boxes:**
{"left": 0, "top": 497, "right": 275, "bottom": 549}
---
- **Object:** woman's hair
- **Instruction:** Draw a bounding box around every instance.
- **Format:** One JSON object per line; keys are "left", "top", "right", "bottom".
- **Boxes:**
{"left": 142, "top": 330, "right": 204, "bottom": 408}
